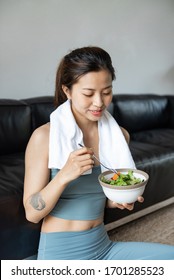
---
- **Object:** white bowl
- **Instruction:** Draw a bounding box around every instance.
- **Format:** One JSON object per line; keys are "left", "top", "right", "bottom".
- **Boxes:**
{"left": 98, "top": 169, "right": 149, "bottom": 204}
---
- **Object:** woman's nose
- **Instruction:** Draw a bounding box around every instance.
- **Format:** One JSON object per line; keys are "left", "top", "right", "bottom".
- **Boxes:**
{"left": 93, "top": 94, "right": 103, "bottom": 107}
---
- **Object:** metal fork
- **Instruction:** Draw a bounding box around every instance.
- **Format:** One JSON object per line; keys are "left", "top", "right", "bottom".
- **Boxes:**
{"left": 78, "top": 143, "right": 118, "bottom": 174}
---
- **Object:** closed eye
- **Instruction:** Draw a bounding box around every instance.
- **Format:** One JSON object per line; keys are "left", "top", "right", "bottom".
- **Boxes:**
{"left": 82, "top": 93, "right": 93, "bottom": 97}
{"left": 103, "top": 91, "right": 112, "bottom": 95}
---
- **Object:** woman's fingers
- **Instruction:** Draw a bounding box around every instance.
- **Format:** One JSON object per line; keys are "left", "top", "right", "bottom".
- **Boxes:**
{"left": 71, "top": 149, "right": 94, "bottom": 166}
{"left": 111, "top": 202, "right": 133, "bottom": 210}
{"left": 110, "top": 196, "right": 144, "bottom": 210}
{"left": 121, "top": 203, "right": 133, "bottom": 211}
{"left": 137, "top": 196, "right": 144, "bottom": 203}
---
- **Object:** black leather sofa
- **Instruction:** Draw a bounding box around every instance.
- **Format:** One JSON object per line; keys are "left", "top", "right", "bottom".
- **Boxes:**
{"left": 0, "top": 94, "right": 174, "bottom": 260}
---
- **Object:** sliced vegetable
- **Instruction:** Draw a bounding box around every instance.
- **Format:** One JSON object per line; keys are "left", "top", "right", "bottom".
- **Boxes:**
{"left": 101, "top": 170, "right": 143, "bottom": 186}
{"left": 111, "top": 173, "right": 119, "bottom": 180}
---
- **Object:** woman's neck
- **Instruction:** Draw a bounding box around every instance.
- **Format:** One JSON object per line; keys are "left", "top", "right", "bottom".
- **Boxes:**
{"left": 82, "top": 124, "right": 99, "bottom": 165}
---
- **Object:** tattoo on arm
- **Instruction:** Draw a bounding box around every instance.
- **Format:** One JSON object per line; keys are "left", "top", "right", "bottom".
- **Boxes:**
{"left": 30, "top": 193, "right": 46, "bottom": 211}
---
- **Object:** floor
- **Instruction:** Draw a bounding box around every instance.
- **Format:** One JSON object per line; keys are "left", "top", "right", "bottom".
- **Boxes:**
{"left": 108, "top": 203, "right": 174, "bottom": 245}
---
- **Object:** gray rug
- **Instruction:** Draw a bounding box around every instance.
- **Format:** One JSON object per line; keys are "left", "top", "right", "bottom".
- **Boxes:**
{"left": 108, "top": 203, "right": 174, "bottom": 245}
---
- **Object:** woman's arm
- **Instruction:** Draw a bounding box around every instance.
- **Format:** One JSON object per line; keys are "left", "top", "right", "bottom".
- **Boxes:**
{"left": 23, "top": 124, "right": 68, "bottom": 223}
{"left": 23, "top": 125, "right": 94, "bottom": 223}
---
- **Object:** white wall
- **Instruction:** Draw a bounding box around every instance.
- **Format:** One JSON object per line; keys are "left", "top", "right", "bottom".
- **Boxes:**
{"left": 0, "top": 0, "right": 174, "bottom": 99}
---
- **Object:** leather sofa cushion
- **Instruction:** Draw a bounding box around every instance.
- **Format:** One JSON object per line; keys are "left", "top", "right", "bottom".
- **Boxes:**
{"left": 0, "top": 194, "right": 41, "bottom": 259}
{"left": 113, "top": 94, "right": 169, "bottom": 133}
{"left": 0, "top": 222, "right": 41, "bottom": 260}
{"left": 0, "top": 152, "right": 42, "bottom": 259}
{"left": 130, "top": 140, "right": 174, "bottom": 167}
{"left": 0, "top": 100, "right": 31, "bottom": 155}
{"left": 131, "top": 129, "right": 174, "bottom": 149}
{"left": 0, "top": 153, "right": 24, "bottom": 195}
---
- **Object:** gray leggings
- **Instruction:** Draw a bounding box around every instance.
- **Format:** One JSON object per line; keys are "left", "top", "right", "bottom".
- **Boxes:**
{"left": 37, "top": 223, "right": 174, "bottom": 260}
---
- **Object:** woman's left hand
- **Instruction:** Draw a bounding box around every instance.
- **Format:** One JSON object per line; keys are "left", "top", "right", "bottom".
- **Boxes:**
{"left": 106, "top": 196, "right": 144, "bottom": 211}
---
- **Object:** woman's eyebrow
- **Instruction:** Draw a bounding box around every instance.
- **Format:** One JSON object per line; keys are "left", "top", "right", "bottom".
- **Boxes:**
{"left": 82, "top": 85, "right": 112, "bottom": 91}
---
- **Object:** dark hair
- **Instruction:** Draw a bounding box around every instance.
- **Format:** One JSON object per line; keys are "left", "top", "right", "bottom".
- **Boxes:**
{"left": 54, "top": 46, "right": 116, "bottom": 107}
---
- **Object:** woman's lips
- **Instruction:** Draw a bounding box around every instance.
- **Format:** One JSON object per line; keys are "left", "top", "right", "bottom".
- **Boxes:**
{"left": 89, "top": 109, "right": 103, "bottom": 116}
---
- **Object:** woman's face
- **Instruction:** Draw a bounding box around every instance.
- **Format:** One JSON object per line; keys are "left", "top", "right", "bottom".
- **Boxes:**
{"left": 63, "top": 70, "right": 113, "bottom": 124}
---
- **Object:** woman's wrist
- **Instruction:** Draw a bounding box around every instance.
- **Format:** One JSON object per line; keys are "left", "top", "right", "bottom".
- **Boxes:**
{"left": 55, "top": 169, "right": 70, "bottom": 188}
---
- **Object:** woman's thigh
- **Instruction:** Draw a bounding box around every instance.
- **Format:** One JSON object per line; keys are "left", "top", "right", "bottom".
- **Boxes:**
{"left": 102, "top": 241, "right": 174, "bottom": 260}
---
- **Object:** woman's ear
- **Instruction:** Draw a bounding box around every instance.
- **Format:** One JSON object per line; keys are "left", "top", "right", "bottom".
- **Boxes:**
{"left": 62, "top": 85, "right": 71, "bottom": 99}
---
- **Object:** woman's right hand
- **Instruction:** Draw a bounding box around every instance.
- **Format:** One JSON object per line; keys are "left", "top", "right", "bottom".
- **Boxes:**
{"left": 59, "top": 146, "right": 94, "bottom": 184}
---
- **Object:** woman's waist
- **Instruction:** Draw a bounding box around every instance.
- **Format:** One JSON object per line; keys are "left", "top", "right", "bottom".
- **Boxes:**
{"left": 41, "top": 215, "right": 103, "bottom": 233}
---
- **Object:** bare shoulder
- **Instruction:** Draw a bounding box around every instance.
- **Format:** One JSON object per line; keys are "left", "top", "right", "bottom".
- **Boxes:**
{"left": 29, "top": 123, "right": 49, "bottom": 144}
{"left": 120, "top": 126, "right": 130, "bottom": 144}
{"left": 26, "top": 123, "right": 50, "bottom": 155}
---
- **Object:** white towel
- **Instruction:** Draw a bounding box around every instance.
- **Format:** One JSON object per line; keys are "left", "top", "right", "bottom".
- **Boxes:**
{"left": 48, "top": 99, "right": 136, "bottom": 172}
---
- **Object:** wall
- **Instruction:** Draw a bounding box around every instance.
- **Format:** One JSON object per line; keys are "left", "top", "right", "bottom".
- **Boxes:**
{"left": 0, "top": 0, "right": 174, "bottom": 99}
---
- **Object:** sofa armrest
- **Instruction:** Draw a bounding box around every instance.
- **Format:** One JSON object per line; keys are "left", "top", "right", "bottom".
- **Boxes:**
{"left": 0, "top": 99, "right": 31, "bottom": 155}
{"left": 22, "top": 96, "right": 55, "bottom": 131}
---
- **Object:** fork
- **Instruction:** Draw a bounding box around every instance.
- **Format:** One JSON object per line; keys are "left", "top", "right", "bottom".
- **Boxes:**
{"left": 78, "top": 143, "right": 118, "bottom": 174}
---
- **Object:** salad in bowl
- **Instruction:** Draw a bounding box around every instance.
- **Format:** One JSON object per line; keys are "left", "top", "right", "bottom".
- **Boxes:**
{"left": 98, "top": 169, "right": 149, "bottom": 204}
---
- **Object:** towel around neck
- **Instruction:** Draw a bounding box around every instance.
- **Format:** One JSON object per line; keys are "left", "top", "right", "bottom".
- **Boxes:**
{"left": 48, "top": 100, "right": 136, "bottom": 173}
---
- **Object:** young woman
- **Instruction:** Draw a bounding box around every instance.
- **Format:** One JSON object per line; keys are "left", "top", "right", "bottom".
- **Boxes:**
{"left": 23, "top": 46, "right": 174, "bottom": 260}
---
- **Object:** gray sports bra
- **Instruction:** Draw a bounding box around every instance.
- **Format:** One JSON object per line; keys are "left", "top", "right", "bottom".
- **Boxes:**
{"left": 49, "top": 166, "right": 106, "bottom": 220}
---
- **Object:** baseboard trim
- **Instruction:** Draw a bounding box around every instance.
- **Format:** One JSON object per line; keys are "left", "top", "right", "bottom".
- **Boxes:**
{"left": 105, "top": 197, "right": 174, "bottom": 232}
